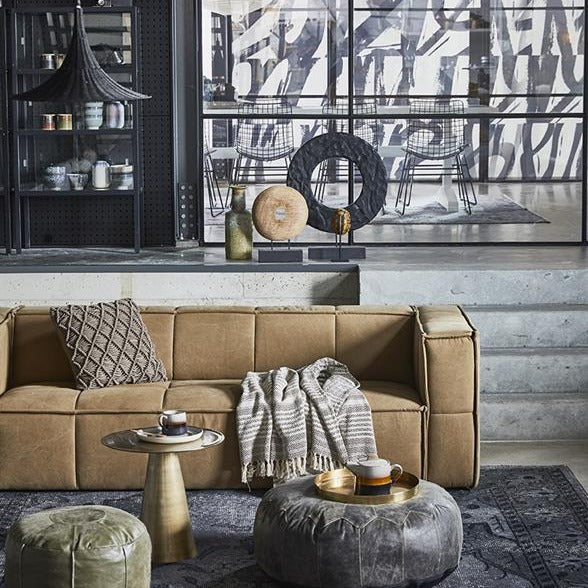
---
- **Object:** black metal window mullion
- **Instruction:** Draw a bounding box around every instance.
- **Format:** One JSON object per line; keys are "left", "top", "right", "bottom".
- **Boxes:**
{"left": 347, "top": 0, "right": 354, "bottom": 246}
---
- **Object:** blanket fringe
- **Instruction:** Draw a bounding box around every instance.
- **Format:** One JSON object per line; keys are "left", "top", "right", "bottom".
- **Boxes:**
{"left": 242, "top": 454, "right": 343, "bottom": 484}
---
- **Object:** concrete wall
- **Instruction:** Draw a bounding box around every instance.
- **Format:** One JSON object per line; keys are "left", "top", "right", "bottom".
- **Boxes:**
{"left": 360, "top": 267, "right": 588, "bottom": 441}
{"left": 0, "top": 271, "right": 359, "bottom": 307}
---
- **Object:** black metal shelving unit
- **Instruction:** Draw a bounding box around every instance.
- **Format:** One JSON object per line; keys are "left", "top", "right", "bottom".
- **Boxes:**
{"left": 9, "top": 4, "right": 143, "bottom": 253}
{"left": 1, "top": 4, "right": 11, "bottom": 254}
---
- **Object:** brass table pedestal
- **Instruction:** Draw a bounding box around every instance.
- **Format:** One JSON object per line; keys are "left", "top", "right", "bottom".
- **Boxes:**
{"left": 102, "top": 428, "right": 225, "bottom": 565}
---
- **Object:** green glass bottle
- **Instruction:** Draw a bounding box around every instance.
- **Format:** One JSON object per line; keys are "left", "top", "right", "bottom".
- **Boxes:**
{"left": 225, "top": 185, "right": 253, "bottom": 260}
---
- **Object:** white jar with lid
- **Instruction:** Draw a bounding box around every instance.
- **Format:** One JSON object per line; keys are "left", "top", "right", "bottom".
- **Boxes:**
{"left": 92, "top": 161, "right": 111, "bottom": 189}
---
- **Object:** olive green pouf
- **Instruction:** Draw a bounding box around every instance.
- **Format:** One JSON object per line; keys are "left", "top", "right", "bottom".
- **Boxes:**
{"left": 5, "top": 505, "right": 151, "bottom": 588}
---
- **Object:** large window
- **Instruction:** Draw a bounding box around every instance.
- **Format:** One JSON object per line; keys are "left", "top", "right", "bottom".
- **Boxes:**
{"left": 194, "top": 0, "right": 586, "bottom": 245}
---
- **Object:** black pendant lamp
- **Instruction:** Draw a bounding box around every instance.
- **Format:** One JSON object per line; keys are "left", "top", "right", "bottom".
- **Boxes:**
{"left": 14, "top": 0, "right": 150, "bottom": 103}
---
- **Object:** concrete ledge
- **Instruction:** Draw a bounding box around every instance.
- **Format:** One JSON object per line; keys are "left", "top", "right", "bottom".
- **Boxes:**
{"left": 481, "top": 393, "right": 588, "bottom": 440}
{"left": 360, "top": 268, "right": 588, "bottom": 305}
{"left": 0, "top": 271, "right": 359, "bottom": 307}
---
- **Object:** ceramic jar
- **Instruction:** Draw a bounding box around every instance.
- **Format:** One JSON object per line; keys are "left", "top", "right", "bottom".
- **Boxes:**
{"left": 43, "top": 165, "right": 67, "bottom": 190}
{"left": 103, "top": 101, "right": 125, "bottom": 129}
{"left": 110, "top": 160, "right": 133, "bottom": 190}
{"left": 225, "top": 185, "right": 253, "bottom": 260}
{"left": 92, "top": 161, "right": 111, "bottom": 189}
{"left": 84, "top": 102, "right": 103, "bottom": 129}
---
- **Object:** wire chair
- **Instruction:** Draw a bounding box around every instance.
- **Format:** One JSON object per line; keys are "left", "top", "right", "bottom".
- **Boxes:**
{"left": 231, "top": 98, "right": 295, "bottom": 189}
{"left": 204, "top": 139, "right": 227, "bottom": 217}
{"left": 395, "top": 98, "right": 477, "bottom": 215}
{"left": 315, "top": 98, "right": 380, "bottom": 203}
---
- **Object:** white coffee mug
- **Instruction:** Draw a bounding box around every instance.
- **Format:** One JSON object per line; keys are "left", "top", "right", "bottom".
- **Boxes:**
{"left": 158, "top": 410, "right": 187, "bottom": 436}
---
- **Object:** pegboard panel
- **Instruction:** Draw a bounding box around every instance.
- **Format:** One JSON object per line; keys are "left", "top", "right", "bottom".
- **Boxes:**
{"left": 141, "top": 114, "right": 174, "bottom": 245}
{"left": 28, "top": 196, "right": 133, "bottom": 247}
{"left": 5, "top": 0, "right": 176, "bottom": 248}
{"left": 135, "top": 0, "right": 171, "bottom": 118}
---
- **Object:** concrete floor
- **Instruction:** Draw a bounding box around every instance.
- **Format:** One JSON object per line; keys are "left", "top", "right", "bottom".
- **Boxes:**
{"left": 205, "top": 181, "right": 583, "bottom": 244}
{"left": 481, "top": 440, "right": 588, "bottom": 490}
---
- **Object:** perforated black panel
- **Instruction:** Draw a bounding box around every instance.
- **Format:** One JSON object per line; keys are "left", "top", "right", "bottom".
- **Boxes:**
{"left": 28, "top": 195, "right": 133, "bottom": 246}
{"left": 6, "top": 0, "right": 175, "bottom": 248}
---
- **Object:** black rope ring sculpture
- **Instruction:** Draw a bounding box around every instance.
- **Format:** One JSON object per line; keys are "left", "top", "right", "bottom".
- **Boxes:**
{"left": 286, "top": 132, "right": 388, "bottom": 232}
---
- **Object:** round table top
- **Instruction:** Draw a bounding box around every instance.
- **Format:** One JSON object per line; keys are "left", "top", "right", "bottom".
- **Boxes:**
{"left": 101, "top": 428, "right": 225, "bottom": 454}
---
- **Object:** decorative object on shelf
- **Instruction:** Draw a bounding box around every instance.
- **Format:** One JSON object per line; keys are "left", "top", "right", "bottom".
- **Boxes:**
{"left": 91, "top": 43, "right": 124, "bottom": 66}
{"left": 123, "top": 101, "right": 133, "bottom": 129}
{"left": 66, "top": 173, "right": 88, "bottom": 191}
{"left": 13, "top": 1, "right": 150, "bottom": 103}
{"left": 252, "top": 185, "right": 308, "bottom": 263}
{"left": 327, "top": 208, "right": 355, "bottom": 262}
{"left": 92, "top": 160, "right": 111, "bottom": 189}
{"left": 43, "top": 165, "right": 67, "bottom": 190}
{"left": 111, "top": 160, "right": 133, "bottom": 190}
{"left": 40, "top": 53, "right": 56, "bottom": 70}
{"left": 287, "top": 132, "right": 386, "bottom": 262}
{"left": 41, "top": 113, "right": 56, "bottom": 131}
{"left": 56, "top": 113, "right": 73, "bottom": 130}
{"left": 330, "top": 208, "right": 351, "bottom": 235}
{"left": 103, "top": 100, "right": 125, "bottom": 129}
{"left": 225, "top": 184, "right": 252, "bottom": 261}
{"left": 84, "top": 101, "right": 103, "bottom": 129}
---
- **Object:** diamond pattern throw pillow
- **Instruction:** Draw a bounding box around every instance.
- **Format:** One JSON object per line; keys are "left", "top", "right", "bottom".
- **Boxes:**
{"left": 50, "top": 298, "right": 167, "bottom": 390}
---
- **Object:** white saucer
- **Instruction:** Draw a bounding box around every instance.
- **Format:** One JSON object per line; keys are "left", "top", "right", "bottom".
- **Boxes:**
{"left": 133, "top": 426, "right": 203, "bottom": 444}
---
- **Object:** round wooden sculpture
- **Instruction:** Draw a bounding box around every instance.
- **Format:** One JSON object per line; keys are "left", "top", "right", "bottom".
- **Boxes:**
{"left": 286, "top": 132, "right": 387, "bottom": 233}
{"left": 252, "top": 186, "right": 309, "bottom": 241}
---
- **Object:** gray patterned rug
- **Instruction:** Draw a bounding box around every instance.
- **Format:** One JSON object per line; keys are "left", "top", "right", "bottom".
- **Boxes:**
{"left": 1, "top": 466, "right": 587, "bottom": 587}
{"left": 374, "top": 194, "right": 548, "bottom": 225}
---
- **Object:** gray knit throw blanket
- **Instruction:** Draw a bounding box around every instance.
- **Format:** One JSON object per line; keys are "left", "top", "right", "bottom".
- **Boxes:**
{"left": 237, "top": 357, "right": 377, "bottom": 484}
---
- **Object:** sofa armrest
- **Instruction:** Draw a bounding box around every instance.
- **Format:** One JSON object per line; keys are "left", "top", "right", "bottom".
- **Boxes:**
{"left": 0, "top": 307, "right": 18, "bottom": 396}
{"left": 414, "top": 305, "right": 480, "bottom": 488}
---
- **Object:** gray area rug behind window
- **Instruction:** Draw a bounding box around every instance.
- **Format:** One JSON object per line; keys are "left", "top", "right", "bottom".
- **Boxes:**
{"left": 0, "top": 466, "right": 586, "bottom": 587}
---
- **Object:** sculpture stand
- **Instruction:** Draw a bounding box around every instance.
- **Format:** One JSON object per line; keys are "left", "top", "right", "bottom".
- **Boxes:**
{"left": 258, "top": 240, "right": 303, "bottom": 263}
{"left": 308, "top": 234, "right": 366, "bottom": 262}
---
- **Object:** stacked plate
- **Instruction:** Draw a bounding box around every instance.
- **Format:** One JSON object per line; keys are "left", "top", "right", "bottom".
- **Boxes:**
{"left": 132, "top": 426, "right": 203, "bottom": 445}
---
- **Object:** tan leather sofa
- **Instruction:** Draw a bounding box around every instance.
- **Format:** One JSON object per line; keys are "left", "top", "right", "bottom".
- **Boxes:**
{"left": 0, "top": 305, "right": 479, "bottom": 490}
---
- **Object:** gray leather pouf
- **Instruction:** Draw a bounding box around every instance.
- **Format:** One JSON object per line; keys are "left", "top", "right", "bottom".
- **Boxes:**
{"left": 5, "top": 505, "right": 151, "bottom": 588}
{"left": 254, "top": 476, "right": 463, "bottom": 588}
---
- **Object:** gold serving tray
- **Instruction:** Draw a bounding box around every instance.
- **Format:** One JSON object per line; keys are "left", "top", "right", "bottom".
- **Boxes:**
{"left": 314, "top": 468, "right": 419, "bottom": 505}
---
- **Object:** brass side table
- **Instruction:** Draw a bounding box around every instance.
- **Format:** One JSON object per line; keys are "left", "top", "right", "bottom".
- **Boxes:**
{"left": 102, "top": 428, "right": 224, "bottom": 565}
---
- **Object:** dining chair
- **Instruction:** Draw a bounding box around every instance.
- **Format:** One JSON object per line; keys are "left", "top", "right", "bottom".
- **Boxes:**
{"left": 315, "top": 98, "right": 380, "bottom": 203}
{"left": 395, "top": 98, "right": 477, "bottom": 215}
{"left": 230, "top": 98, "right": 294, "bottom": 190}
{"left": 204, "top": 139, "right": 227, "bottom": 217}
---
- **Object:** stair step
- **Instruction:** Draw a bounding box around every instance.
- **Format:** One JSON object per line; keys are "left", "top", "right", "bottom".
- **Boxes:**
{"left": 481, "top": 348, "right": 588, "bottom": 394}
{"left": 481, "top": 392, "right": 588, "bottom": 440}
{"left": 467, "top": 305, "right": 588, "bottom": 349}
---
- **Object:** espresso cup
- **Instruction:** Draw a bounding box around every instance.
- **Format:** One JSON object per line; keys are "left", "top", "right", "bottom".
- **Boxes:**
{"left": 158, "top": 410, "right": 187, "bottom": 436}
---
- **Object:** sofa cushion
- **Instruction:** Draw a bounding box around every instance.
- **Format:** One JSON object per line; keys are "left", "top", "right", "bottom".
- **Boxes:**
{"left": 51, "top": 299, "right": 167, "bottom": 391}
{"left": 76, "top": 382, "right": 169, "bottom": 413}
{"left": 361, "top": 381, "right": 424, "bottom": 412}
{"left": 164, "top": 380, "right": 242, "bottom": 412}
{"left": 173, "top": 308, "right": 255, "bottom": 380}
{"left": 255, "top": 307, "right": 336, "bottom": 371}
{"left": 0, "top": 383, "right": 80, "bottom": 413}
{"left": 335, "top": 306, "right": 415, "bottom": 385}
{"left": 12, "top": 309, "right": 74, "bottom": 387}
